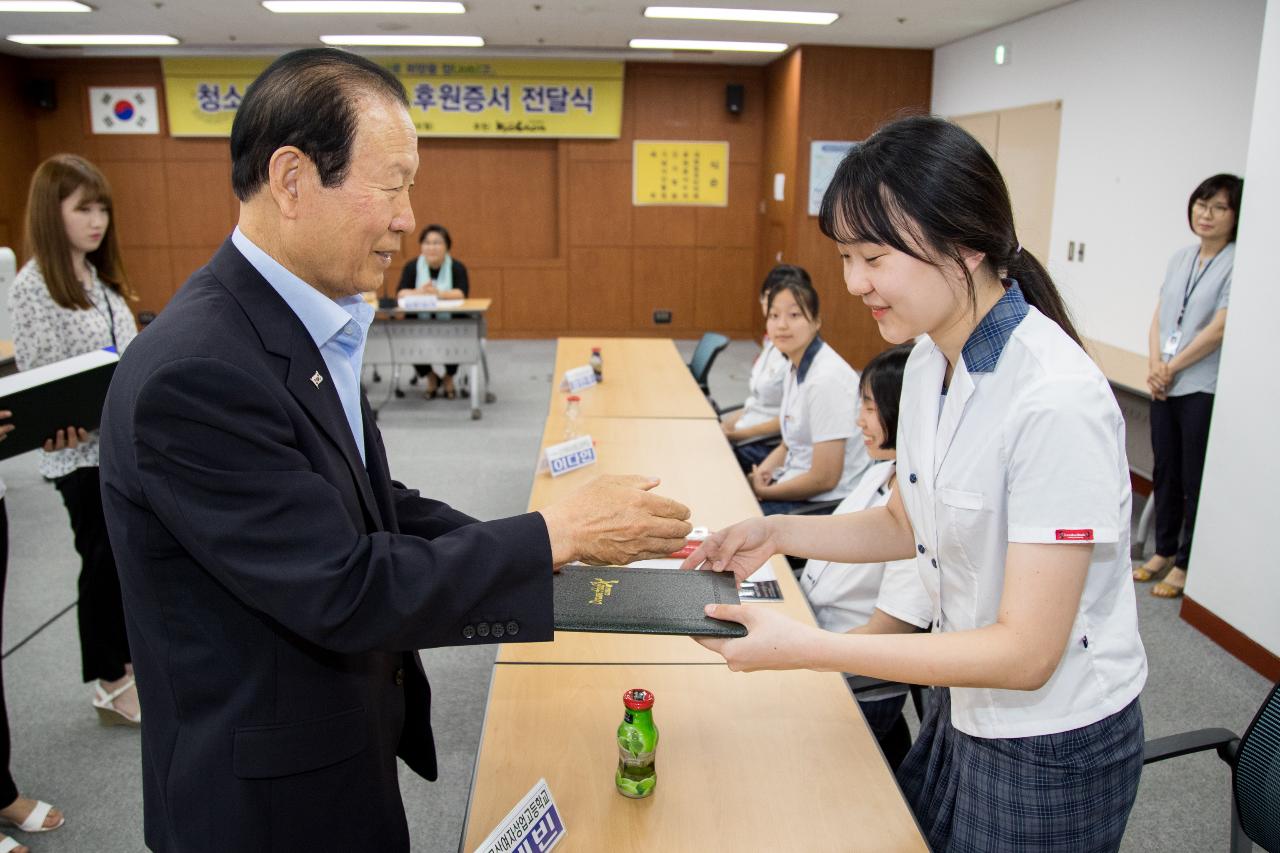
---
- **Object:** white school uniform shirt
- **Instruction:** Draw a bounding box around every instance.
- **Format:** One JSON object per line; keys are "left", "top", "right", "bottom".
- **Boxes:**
{"left": 734, "top": 337, "right": 788, "bottom": 434}
{"left": 775, "top": 338, "right": 871, "bottom": 501}
{"left": 895, "top": 283, "right": 1146, "bottom": 739}
{"left": 800, "top": 460, "right": 933, "bottom": 635}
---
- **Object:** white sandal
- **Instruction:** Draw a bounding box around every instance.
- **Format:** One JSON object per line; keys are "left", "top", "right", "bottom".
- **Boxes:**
{"left": 0, "top": 834, "right": 23, "bottom": 852}
{"left": 0, "top": 797, "right": 64, "bottom": 832}
{"left": 92, "top": 677, "right": 141, "bottom": 727}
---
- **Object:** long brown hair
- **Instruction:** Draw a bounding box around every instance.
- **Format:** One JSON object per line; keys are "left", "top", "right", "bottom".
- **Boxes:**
{"left": 24, "top": 154, "right": 134, "bottom": 310}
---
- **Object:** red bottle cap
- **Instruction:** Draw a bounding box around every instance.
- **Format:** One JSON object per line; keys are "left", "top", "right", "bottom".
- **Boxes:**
{"left": 591, "top": 347, "right": 601, "bottom": 353}
{"left": 623, "top": 688, "right": 654, "bottom": 710}
{"left": 567, "top": 395, "right": 581, "bottom": 402}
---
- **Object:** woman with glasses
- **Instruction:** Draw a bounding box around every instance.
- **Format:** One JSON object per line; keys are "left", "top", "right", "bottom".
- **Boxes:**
{"left": 1133, "top": 174, "right": 1243, "bottom": 598}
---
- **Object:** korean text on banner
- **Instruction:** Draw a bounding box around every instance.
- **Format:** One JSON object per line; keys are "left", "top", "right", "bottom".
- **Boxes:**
{"left": 162, "top": 57, "right": 623, "bottom": 139}
{"left": 633, "top": 141, "right": 729, "bottom": 207}
{"left": 472, "top": 777, "right": 565, "bottom": 853}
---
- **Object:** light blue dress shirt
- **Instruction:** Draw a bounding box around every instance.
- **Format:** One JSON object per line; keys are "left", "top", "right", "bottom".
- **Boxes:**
{"left": 231, "top": 228, "right": 375, "bottom": 463}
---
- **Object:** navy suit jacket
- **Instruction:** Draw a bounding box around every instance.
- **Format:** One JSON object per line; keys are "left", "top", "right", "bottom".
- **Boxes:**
{"left": 99, "top": 240, "right": 553, "bottom": 852}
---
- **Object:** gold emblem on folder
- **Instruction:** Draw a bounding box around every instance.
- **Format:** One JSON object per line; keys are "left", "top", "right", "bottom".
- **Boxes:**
{"left": 590, "top": 578, "right": 619, "bottom": 606}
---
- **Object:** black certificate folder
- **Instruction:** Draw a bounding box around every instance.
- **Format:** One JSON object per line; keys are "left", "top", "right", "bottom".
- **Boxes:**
{"left": 553, "top": 566, "right": 747, "bottom": 638}
{"left": 0, "top": 349, "right": 119, "bottom": 461}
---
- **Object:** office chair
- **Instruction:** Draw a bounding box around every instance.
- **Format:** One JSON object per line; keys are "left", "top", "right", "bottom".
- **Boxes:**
{"left": 688, "top": 332, "right": 730, "bottom": 400}
{"left": 1142, "top": 679, "right": 1280, "bottom": 852}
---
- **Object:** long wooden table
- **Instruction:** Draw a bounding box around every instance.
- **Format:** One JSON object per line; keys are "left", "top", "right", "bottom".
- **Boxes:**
{"left": 548, "top": 338, "right": 717, "bottom": 423}
{"left": 461, "top": 665, "right": 927, "bottom": 852}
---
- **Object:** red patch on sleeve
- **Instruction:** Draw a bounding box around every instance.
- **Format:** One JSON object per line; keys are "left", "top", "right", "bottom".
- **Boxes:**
{"left": 1055, "top": 529, "right": 1094, "bottom": 541}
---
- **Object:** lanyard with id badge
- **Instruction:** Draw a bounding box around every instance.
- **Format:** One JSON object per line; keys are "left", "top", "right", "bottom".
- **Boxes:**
{"left": 1162, "top": 253, "right": 1216, "bottom": 362}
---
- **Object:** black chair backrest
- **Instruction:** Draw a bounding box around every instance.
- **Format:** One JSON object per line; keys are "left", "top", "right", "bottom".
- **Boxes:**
{"left": 688, "top": 332, "right": 730, "bottom": 393}
{"left": 1234, "top": 679, "right": 1280, "bottom": 849}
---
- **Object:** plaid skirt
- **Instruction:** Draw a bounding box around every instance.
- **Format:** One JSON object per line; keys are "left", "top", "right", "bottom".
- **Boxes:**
{"left": 897, "top": 688, "right": 1144, "bottom": 853}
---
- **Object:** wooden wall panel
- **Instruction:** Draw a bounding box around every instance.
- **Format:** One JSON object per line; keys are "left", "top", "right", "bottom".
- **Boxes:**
{"left": 632, "top": 247, "right": 697, "bottom": 332}
{"left": 567, "top": 160, "right": 632, "bottom": 248}
{"left": 695, "top": 248, "right": 757, "bottom": 331}
{"left": 466, "top": 266, "right": 504, "bottom": 331}
{"left": 163, "top": 160, "right": 235, "bottom": 246}
{"left": 411, "top": 139, "right": 558, "bottom": 264}
{"left": 503, "top": 267, "right": 567, "bottom": 332}
{"left": 697, "top": 166, "right": 759, "bottom": 249}
{"left": 632, "top": 72, "right": 699, "bottom": 138}
{"left": 122, "top": 246, "right": 174, "bottom": 316}
{"left": 568, "top": 248, "right": 632, "bottom": 331}
{"left": 0, "top": 56, "right": 39, "bottom": 255}
{"left": 98, "top": 160, "right": 171, "bottom": 247}
{"left": 633, "top": 205, "right": 696, "bottom": 247}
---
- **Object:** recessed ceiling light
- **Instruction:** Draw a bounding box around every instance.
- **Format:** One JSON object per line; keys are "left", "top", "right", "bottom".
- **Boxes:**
{"left": 643, "top": 6, "right": 837, "bottom": 25}
{"left": 629, "top": 37, "right": 786, "bottom": 52}
{"left": 263, "top": 1, "right": 465, "bottom": 13}
{"left": 7, "top": 33, "right": 179, "bottom": 44}
{"left": 0, "top": 1, "right": 92, "bottom": 10}
{"left": 319, "top": 34, "right": 483, "bottom": 46}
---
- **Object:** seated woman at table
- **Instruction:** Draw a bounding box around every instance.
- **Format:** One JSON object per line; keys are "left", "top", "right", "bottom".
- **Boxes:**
{"left": 721, "top": 264, "right": 807, "bottom": 473}
{"left": 798, "top": 343, "right": 930, "bottom": 769}
{"left": 396, "top": 224, "right": 470, "bottom": 399}
{"left": 748, "top": 276, "right": 871, "bottom": 515}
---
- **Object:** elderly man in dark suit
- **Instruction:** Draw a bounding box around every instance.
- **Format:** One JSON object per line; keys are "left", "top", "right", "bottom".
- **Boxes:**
{"left": 99, "top": 48, "right": 691, "bottom": 852}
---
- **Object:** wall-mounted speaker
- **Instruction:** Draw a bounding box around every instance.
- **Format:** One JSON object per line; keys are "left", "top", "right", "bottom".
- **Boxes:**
{"left": 23, "top": 78, "right": 56, "bottom": 111}
{"left": 726, "top": 83, "right": 744, "bottom": 116}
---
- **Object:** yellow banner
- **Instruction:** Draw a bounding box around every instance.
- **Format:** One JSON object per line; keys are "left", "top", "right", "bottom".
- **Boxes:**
{"left": 632, "top": 141, "right": 729, "bottom": 207}
{"left": 161, "top": 57, "right": 623, "bottom": 139}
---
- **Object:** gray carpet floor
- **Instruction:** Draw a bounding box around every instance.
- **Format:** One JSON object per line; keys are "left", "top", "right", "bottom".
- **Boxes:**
{"left": 0, "top": 338, "right": 1270, "bottom": 852}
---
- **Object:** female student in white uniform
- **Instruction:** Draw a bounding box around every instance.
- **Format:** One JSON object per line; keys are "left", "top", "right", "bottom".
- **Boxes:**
{"left": 684, "top": 116, "right": 1147, "bottom": 852}
{"left": 721, "top": 265, "right": 807, "bottom": 473}
{"left": 748, "top": 277, "right": 870, "bottom": 515}
{"left": 799, "top": 343, "right": 931, "bottom": 769}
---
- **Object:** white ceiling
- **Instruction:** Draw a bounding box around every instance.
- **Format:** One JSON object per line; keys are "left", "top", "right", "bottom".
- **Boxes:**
{"left": 0, "top": 0, "right": 1072, "bottom": 63}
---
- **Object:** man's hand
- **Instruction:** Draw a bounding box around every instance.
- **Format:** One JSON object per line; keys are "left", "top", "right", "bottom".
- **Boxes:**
{"left": 0, "top": 410, "right": 13, "bottom": 443}
{"left": 539, "top": 474, "right": 692, "bottom": 567}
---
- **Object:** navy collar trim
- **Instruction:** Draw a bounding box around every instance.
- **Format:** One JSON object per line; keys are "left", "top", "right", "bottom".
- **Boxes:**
{"left": 795, "top": 335, "right": 825, "bottom": 384}
{"left": 960, "top": 281, "right": 1029, "bottom": 374}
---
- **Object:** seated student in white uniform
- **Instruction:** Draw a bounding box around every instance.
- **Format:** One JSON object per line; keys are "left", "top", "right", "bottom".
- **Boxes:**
{"left": 799, "top": 343, "right": 931, "bottom": 769}
{"left": 749, "top": 276, "right": 871, "bottom": 515}
{"left": 720, "top": 264, "right": 809, "bottom": 473}
{"left": 685, "top": 116, "right": 1147, "bottom": 853}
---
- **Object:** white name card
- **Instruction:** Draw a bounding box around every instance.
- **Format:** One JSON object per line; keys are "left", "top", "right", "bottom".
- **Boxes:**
{"left": 545, "top": 435, "right": 596, "bottom": 477}
{"left": 562, "top": 365, "right": 597, "bottom": 392}
{"left": 398, "top": 294, "right": 439, "bottom": 310}
{"left": 472, "top": 777, "right": 566, "bottom": 853}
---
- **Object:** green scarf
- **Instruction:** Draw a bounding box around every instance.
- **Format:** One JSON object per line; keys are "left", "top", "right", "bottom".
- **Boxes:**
{"left": 415, "top": 253, "right": 453, "bottom": 290}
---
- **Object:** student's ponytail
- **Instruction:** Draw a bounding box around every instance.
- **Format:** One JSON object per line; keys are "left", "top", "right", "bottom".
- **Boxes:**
{"left": 1003, "top": 247, "right": 1081, "bottom": 346}
{"left": 819, "top": 115, "right": 1082, "bottom": 347}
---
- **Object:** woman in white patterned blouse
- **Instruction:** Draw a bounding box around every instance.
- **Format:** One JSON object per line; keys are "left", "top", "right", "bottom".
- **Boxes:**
{"left": 8, "top": 154, "right": 140, "bottom": 729}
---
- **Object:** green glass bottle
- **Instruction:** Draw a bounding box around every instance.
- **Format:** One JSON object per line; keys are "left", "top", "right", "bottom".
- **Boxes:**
{"left": 615, "top": 688, "right": 658, "bottom": 798}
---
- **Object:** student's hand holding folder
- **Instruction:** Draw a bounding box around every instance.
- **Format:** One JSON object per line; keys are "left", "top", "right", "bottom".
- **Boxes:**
{"left": 42, "top": 425, "right": 91, "bottom": 452}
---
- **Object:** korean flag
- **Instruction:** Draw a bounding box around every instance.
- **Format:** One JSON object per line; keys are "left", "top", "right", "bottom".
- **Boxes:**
{"left": 89, "top": 87, "right": 160, "bottom": 135}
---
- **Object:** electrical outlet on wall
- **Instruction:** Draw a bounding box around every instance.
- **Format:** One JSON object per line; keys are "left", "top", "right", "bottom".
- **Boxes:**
{"left": 653, "top": 310, "right": 672, "bottom": 324}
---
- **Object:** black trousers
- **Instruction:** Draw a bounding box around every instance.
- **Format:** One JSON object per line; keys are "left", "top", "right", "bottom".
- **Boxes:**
{"left": 1150, "top": 391, "right": 1215, "bottom": 570}
{"left": 0, "top": 500, "right": 19, "bottom": 807}
{"left": 53, "top": 467, "right": 131, "bottom": 682}
{"left": 413, "top": 363, "right": 459, "bottom": 378}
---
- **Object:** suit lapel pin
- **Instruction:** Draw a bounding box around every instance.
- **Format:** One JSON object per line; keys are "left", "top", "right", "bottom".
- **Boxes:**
{"left": 311, "top": 371, "right": 324, "bottom": 388}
